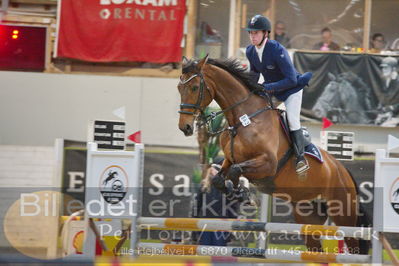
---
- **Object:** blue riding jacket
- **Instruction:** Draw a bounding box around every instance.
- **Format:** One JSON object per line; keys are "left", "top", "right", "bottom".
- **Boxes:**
{"left": 246, "top": 39, "right": 312, "bottom": 101}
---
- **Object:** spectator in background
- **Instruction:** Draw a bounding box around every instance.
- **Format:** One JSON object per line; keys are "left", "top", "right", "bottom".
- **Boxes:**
{"left": 313, "top": 27, "right": 340, "bottom": 51}
{"left": 375, "top": 56, "right": 399, "bottom": 125}
{"left": 380, "top": 57, "right": 399, "bottom": 97}
{"left": 370, "top": 33, "right": 386, "bottom": 53}
{"left": 274, "top": 21, "right": 291, "bottom": 48}
{"left": 192, "top": 157, "right": 239, "bottom": 246}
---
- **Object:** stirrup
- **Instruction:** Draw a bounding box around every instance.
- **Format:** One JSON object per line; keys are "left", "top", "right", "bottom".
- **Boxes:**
{"left": 296, "top": 159, "right": 309, "bottom": 174}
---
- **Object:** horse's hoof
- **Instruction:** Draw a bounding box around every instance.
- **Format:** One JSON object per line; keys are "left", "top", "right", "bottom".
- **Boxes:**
{"left": 235, "top": 186, "right": 253, "bottom": 204}
{"left": 225, "top": 180, "right": 235, "bottom": 197}
{"left": 227, "top": 164, "right": 243, "bottom": 185}
{"left": 211, "top": 175, "right": 227, "bottom": 192}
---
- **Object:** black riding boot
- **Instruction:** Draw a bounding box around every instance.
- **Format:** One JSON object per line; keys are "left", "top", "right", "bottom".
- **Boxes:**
{"left": 290, "top": 129, "right": 310, "bottom": 174}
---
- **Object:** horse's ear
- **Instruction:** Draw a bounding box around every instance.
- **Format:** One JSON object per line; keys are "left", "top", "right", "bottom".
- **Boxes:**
{"left": 197, "top": 54, "right": 209, "bottom": 70}
{"left": 328, "top": 72, "right": 336, "bottom": 81}
{"left": 182, "top": 56, "right": 189, "bottom": 65}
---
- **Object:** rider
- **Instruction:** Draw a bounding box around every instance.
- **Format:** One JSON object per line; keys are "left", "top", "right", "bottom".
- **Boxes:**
{"left": 245, "top": 14, "right": 312, "bottom": 175}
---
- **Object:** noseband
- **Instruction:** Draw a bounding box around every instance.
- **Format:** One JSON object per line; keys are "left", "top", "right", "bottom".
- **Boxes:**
{"left": 178, "top": 73, "right": 208, "bottom": 116}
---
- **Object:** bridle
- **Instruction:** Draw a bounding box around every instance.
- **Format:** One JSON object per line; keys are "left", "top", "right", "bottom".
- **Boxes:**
{"left": 178, "top": 72, "right": 209, "bottom": 116}
{"left": 178, "top": 69, "right": 275, "bottom": 132}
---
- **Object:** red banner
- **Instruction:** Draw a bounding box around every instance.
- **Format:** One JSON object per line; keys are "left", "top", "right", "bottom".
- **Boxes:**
{"left": 56, "top": 0, "right": 186, "bottom": 63}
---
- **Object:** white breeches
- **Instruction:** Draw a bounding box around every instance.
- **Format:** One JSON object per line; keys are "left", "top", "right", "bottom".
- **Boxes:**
{"left": 285, "top": 90, "right": 303, "bottom": 131}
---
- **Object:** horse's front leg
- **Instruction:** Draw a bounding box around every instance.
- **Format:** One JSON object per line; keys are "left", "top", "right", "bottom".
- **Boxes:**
{"left": 211, "top": 164, "right": 248, "bottom": 203}
{"left": 226, "top": 153, "right": 277, "bottom": 187}
{"left": 211, "top": 159, "right": 233, "bottom": 194}
{"left": 222, "top": 154, "right": 277, "bottom": 203}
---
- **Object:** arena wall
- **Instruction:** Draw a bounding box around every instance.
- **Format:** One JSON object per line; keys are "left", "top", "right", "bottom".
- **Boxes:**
{"left": 0, "top": 71, "right": 197, "bottom": 147}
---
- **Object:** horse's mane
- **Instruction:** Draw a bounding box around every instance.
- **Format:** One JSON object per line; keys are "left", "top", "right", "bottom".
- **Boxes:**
{"left": 183, "top": 58, "right": 262, "bottom": 93}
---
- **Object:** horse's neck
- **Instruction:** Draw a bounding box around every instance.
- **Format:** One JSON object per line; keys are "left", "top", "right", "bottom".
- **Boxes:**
{"left": 205, "top": 65, "right": 265, "bottom": 125}
{"left": 205, "top": 65, "right": 290, "bottom": 161}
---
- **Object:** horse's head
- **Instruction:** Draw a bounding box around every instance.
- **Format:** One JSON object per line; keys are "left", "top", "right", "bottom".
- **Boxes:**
{"left": 177, "top": 54, "right": 215, "bottom": 136}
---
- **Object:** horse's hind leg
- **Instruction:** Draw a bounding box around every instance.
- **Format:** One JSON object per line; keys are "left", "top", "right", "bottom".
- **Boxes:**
{"left": 293, "top": 201, "right": 328, "bottom": 253}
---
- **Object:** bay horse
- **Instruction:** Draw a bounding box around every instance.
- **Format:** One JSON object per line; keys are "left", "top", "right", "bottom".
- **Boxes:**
{"left": 177, "top": 55, "right": 369, "bottom": 254}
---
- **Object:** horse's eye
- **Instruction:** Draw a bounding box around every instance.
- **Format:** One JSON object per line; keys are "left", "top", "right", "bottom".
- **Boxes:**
{"left": 192, "top": 86, "right": 198, "bottom": 92}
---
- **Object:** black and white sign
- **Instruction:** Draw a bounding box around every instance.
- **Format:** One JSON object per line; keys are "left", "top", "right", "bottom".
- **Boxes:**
{"left": 91, "top": 120, "right": 125, "bottom": 150}
{"left": 321, "top": 131, "right": 354, "bottom": 160}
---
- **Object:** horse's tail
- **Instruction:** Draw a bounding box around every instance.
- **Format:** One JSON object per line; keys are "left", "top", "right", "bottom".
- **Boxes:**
{"left": 346, "top": 167, "right": 371, "bottom": 255}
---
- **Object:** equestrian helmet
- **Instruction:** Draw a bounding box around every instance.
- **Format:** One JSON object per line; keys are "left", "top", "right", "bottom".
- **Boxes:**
{"left": 246, "top": 15, "right": 271, "bottom": 32}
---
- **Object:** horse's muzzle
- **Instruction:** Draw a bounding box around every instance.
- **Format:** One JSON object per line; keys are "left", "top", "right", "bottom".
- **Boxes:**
{"left": 180, "top": 124, "right": 193, "bottom": 136}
